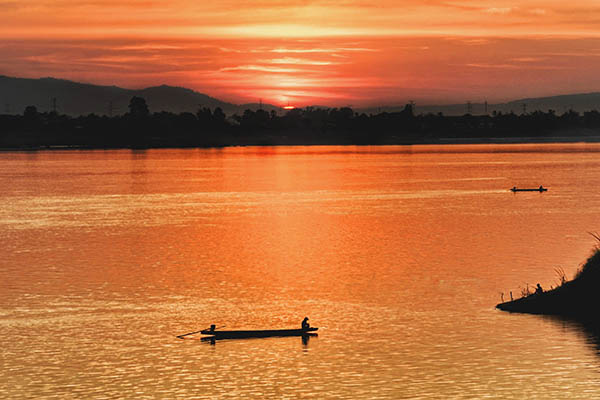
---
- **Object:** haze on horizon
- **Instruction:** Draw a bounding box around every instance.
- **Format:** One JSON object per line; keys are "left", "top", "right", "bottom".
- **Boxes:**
{"left": 2, "top": 0, "right": 600, "bottom": 107}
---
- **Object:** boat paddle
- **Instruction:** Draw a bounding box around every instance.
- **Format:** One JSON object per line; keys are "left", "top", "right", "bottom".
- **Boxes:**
{"left": 176, "top": 325, "right": 226, "bottom": 339}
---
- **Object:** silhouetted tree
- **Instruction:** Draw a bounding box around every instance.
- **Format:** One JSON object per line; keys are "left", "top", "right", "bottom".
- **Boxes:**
{"left": 584, "top": 110, "right": 600, "bottom": 128}
{"left": 213, "top": 107, "right": 226, "bottom": 123}
{"left": 128, "top": 96, "right": 149, "bottom": 118}
{"left": 24, "top": 105, "right": 38, "bottom": 120}
{"left": 4, "top": 103, "right": 600, "bottom": 149}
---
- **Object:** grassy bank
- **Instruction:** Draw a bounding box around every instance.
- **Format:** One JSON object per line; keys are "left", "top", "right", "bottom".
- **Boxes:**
{"left": 497, "top": 238, "right": 600, "bottom": 318}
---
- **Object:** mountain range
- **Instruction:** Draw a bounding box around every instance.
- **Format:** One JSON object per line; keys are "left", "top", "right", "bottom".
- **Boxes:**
{"left": 2, "top": 75, "right": 600, "bottom": 117}
{"left": 0, "top": 75, "right": 280, "bottom": 116}
{"left": 364, "top": 93, "right": 600, "bottom": 116}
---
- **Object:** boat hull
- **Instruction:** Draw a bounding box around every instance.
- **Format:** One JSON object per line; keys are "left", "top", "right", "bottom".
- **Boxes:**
{"left": 200, "top": 327, "right": 318, "bottom": 339}
{"left": 510, "top": 188, "right": 547, "bottom": 192}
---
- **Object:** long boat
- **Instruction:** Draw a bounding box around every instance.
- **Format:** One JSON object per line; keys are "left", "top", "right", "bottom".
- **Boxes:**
{"left": 510, "top": 187, "right": 547, "bottom": 192}
{"left": 200, "top": 327, "right": 318, "bottom": 339}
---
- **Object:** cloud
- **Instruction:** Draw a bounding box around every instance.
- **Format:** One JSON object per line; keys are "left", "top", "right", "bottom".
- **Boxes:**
{"left": 464, "top": 63, "right": 521, "bottom": 69}
{"left": 268, "top": 47, "right": 378, "bottom": 53}
{"left": 219, "top": 65, "right": 306, "bottom": 73}
{"left": 4, "top": 0, "right": 600, "bottom": 39}
{"left": 263, "top": 57, "right": 337, "bottom": 65}
{"left": 528, "top": 8, "right": 546, "bottom": 15}
{"left": 113, "top": 44, "right": 183, "bottom": 50}
{"left": 3, "top": 23, "right": 600, "bottom": 106}
{"left": 484, "top": 7, "right": 513, "bottom": 14}
{"left": 510, "top": 57, "right": 544, "bottom": 62}
{"left": 446, "top": 38, "right": 492, "bottom": 45}
{"left": 464, "top": 62, "right": 567, "bottom": 70}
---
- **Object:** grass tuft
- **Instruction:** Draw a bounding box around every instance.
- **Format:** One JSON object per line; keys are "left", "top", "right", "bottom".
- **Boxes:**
{"left": 574, "top": 233, "right": 600, "bottom": 281}
{"left": 554, "top": 267, "right": 567, "bottom": 287}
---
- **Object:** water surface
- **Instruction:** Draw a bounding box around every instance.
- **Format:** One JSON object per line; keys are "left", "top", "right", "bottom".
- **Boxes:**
{"left": 2, "top": 144, "right": 600, "bottom": 398}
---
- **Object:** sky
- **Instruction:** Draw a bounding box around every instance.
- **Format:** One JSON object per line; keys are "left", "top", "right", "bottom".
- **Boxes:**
{"left": 2, "top": 0, "right": 600, "bottom": 107}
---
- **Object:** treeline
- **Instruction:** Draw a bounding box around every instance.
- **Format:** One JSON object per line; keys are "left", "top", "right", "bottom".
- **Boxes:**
{"left": 2, "top": 96, "right": 600, "bottom": 149}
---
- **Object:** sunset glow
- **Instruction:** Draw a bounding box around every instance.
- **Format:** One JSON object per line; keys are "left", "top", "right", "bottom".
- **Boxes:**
{"left": 2, "top": 1, "right": 600, "bottom": 106}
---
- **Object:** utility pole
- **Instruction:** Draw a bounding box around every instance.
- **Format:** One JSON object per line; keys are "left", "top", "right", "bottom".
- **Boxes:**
{"left": 259, "top": 98, "right": 263, "bottom": 110}
{"left": 467, "top": 101, "right": 472, "bottom": 114}
{"left": 522, "top": 103, "right": 527, "bottom": 115}
{"left": 484, "top": 100, "right": 488, "bottom": 115}
{"left": 52, "top": 97, "right": 57, "bottom": 113}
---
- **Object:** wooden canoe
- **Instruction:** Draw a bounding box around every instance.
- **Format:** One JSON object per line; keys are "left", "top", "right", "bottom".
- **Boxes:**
{"left": 200, "top": 327, "right": 318, "bottom": 339}
{"left": 510, "top": 187, "right": 547, "bottom": 192}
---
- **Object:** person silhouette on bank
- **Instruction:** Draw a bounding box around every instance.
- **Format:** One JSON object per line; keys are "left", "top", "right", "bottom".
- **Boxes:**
{"left": 302, "top": 317, "right": 310, "bottom": 330}
{"left": 535, "top": 283, "right": 543, "bottom": 294}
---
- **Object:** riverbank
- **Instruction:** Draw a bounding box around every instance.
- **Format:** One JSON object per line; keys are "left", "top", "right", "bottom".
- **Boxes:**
{"left": 3, "top": 134, "right": 600, "bottom": 152}
{"left": 3, "top": 105, "right": 600, "bottom": 150}
{"left": 497, "top": 242, "right": 600, "bottom": 318}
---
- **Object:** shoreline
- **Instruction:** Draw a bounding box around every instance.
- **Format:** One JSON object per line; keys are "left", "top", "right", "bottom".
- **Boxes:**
{"left": 3, "top": 135, "right": 600, "bottom": 152}
{"left": 497, "top": 244, "right": 600, "bottom": 320}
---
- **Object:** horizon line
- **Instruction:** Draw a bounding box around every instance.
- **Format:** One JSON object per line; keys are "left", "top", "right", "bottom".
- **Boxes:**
{"left": 4, "top": 74, "right": 600, "bottom": 110}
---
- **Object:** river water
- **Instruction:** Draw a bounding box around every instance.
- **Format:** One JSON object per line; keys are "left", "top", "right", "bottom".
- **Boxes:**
{"left": 1, "top": 144, "right": 600, "bottom": 399}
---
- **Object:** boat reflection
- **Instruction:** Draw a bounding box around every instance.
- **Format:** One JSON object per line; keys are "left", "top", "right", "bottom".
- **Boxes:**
{"left": 200, "top": 333, "right": 318, "bottom": 346}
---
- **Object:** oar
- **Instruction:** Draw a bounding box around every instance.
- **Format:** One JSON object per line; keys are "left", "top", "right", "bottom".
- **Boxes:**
{"left": 176, "top": 325, "right": 226, "bottom": 339}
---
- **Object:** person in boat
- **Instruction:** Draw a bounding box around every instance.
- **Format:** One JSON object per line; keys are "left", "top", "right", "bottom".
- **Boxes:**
{"left": 539, "top": 185, "right": 544, "bottom": 191}
{"left": 512, "top": 186, "right": 517, "bottom": 191}
{"left": 535, "top": 283, "right": 543, "bottom": 294}
{"left": 301, "top": 317, "right": 310, "bottom": 330}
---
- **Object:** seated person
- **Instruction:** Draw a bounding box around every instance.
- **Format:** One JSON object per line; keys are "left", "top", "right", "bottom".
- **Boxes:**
{"left": 301, "top": 317, "right": 310, "bottom": 330}
{"left": 535, "top": 283, "right": 543, "bottom": 294}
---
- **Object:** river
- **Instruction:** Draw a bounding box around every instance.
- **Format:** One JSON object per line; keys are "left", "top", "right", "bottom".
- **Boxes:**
{"left": 1, "top": 144, "right": 600, "bottom": 398}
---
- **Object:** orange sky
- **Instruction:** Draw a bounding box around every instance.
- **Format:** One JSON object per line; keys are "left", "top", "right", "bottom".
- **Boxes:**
{"left": 2, "top": 0, "right": 600, "bottom": 106}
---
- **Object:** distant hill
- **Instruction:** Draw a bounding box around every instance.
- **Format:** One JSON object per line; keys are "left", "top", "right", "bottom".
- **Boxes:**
{"left": 0, "top": 76, "right": 280, "bottom": 116}
{"left": 503, "top": 93, "right": 600, "bottom": 114}
{"left": 3, "top": 75, "right": 600, "bottom": 117}
{"left": 361, "top": 93, "right": 600, "bottom": 116}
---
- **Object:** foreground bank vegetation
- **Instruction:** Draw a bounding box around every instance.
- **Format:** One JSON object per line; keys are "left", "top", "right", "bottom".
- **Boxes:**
{"left": 497, "top": 235, "right": 600, "bottom": 318}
